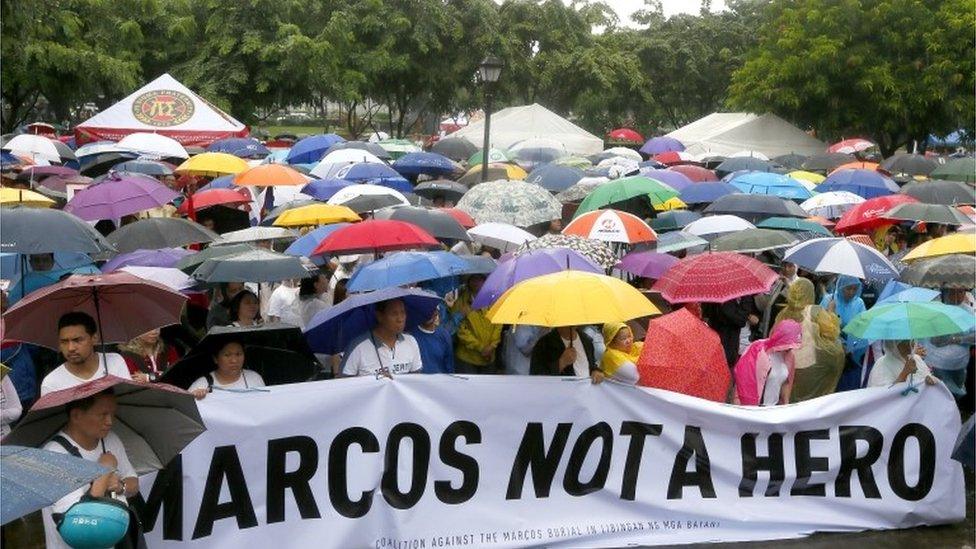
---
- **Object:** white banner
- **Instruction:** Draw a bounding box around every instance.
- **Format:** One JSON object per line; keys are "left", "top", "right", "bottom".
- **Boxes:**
{"left": 141, "top": 376, "right": 966, "bottom": 548}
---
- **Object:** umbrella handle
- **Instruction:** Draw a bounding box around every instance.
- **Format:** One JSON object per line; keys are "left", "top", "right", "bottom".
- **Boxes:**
{"left": 92, "top": 289, "right": 108, "bottom": 375}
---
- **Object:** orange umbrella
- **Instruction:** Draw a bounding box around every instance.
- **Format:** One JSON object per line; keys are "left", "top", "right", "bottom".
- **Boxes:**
{"left": 233, "top": 164, "right": 310, "bottom": 187}
{"left": 828, "top": 161, "right": 879, "bottom": 176}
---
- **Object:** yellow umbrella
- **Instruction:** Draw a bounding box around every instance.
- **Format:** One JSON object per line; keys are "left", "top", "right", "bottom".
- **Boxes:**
{"left": 486, "top": 270, "right": 660, "bottom": 327}
{"left": 788, "top": 170, "right": 826, "bottom": 185}
{"left": 655, "top": 197, "right": 687, "bottom": 211}
{"left": 0, "top": 187, "right": 56, "bottom": 208}
{"left": 903, "top": 232, "right": 976, "bottom": 261}
{"left": 174, "top": 152, "right": 249, "bottom": 177}
{"left": 273, "top": 204, "right": 361, "bottom": 227}
{"left": 464, "top": 162, "right": 528, "bottom": 180}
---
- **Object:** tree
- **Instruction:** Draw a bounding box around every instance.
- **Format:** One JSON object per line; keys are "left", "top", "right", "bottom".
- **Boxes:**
{"left": 727, "top": 0, "right": 976, "bottom": 156}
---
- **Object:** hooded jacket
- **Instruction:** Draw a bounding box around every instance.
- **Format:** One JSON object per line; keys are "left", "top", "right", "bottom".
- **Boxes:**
{"left": 734, "top": 320, "right": 802, "bottom": 406}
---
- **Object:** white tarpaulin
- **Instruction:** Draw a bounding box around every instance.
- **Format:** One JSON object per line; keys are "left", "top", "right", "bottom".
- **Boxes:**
{"left": 667, "top": 112, "right": 827, "bottom": 158}
{"left": 452, "top": 104, "right": 603, "bottom": 155}
{"left": 141, "top": 376, "right": 964, "bottom": 548}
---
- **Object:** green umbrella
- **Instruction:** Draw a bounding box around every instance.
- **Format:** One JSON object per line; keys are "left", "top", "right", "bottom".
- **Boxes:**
{"left": 552, "top": 155, "right": 593, "bottom": 169}
{"left": 574, "top": 175, "right": 679, "bottom": 217}
{"left": 930, "top": 158, "right": 976, "bottom": 183}
{"left": 467, "top": 148, "right": 512, "bottom": 166}
{"left": 899, "top": 254, "right": 975, "bottom": 289}
{"left": 844, "top": 302, "right": 975, "bottom": 340}
{"left": 757, "top": 216, "right": 833, "bottom": 235}
{"left": 883, "top": 202, "right": 973, "bottom": 225}
{"left": 709, "top": 228, "right": 798, "bottom": 253}
{"left": 377, "top": 139, "right": 421, "bottom": 160}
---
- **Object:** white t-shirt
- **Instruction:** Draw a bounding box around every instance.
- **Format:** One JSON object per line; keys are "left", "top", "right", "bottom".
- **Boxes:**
{"left": 42, "top": 430, "right": 136, "bottom": 549}
{"left": 188, "top": 369, "right": 266, "bottom": 392}
{"left": 341, "top": 332, "right": 423, "bottom": 377}
{"left": 1, "top": 375, "right": 22, "bottom": 437}
{"left": 298, "top": 296, "right": 331, "bottom": 330}
{"left": 267, "top": 284, "right": 302, "bottom": 327}
{"left": 762, "top": 352, "right": 790, "bottom": 406}
{"left": 40, "top": 353, "right": 131, "bottom": 396}
{"left": 561, "top": 336, "right": 590, "bottom": 377}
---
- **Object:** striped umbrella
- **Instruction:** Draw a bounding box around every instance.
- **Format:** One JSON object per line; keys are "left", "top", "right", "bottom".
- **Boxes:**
{"left": 562, "top": 209, "right": 656, "bottom": 244}
{"left": 783, "top": 237, "right": 898, "bottom": 280}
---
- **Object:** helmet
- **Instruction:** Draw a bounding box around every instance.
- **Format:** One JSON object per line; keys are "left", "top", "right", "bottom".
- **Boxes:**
{"left": 57, "top": 497, "right": 129, "bottom": 549}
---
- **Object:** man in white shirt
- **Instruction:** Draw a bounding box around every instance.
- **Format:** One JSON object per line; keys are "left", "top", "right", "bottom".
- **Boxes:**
{"left": 266, "top": 279, "right": 303, "bottom": 326}
{"left": 42, "top": 390, "right": 140, "bottom": 549}
{"left": 41, "top": 312, "right": 133, "bottom": 396}
{"left": 341, "top": 299, "right": 423, "bottom": 377}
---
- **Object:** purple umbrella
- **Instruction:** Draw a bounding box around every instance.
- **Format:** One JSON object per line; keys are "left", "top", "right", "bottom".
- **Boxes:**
{"left": 639, "top": 137, "right": 685, "bottom": 156}
{"left": 101, "top": 248, "right": 194, "bottom": 272}
{"left": 638, "top": 168, "right": 694, "bottom": 191}
{"left": 63, "top": 173, "right": 180, "bottom": 221}
{"left": 471, "top": 248, "right": 602, "bottom": 309}
{"left": 16, "top": 165, "right": 78, "bottom": 182}
{"left": 616, "top": 251, "right": 678, "bottom": 279}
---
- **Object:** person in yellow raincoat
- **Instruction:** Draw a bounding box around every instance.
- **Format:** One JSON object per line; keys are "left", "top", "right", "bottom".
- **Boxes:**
{"left": 773, "top": 278, "right": 846, "bottom": 402}
{"left": 600, "top": 323, "right": 643, "bottom": 385}
{"left": 454, "top": 275, "right": 502, "bottom": 374}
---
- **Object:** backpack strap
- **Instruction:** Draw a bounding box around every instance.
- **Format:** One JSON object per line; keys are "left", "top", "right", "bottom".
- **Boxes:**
{"left": 49, "top": 435, "right": 83, "bottom": 459}
{"left": 205, "top": 373, "right": 214, "bottom": 391}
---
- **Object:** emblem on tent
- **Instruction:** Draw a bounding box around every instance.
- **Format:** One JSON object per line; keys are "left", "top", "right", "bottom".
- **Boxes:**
{"left": 132, "top": 90, "right": 195, "bottom": 127}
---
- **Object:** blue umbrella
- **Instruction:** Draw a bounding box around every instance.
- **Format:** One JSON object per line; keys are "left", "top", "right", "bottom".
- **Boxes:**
{"left": 844, "top": 302, "right": 976, "bottom": 340}
{"left": 729, "top": 172, "right": 813, "bottom": 200}
{"left": 679, "top": 182, "right": 740, "bottom": 205}
{"left": 370, "top": 177, "right": 413, "bottom": 194}
{"left": 875, "top": 280, "right": 940, "bottom": 304}
{"left": 1, "top": 150, "right": 23, "bottom": 166}
{"left": 197, "top": 174, "right": 236, "bottom": 191}
{"left": 286, "top": 134, "right": 345, "bottom": 164}
{"left": 392, "top": 152, "right": 456, "bottom": 178}
{"left": 338, "top": 162, "right": 402, "bottom": 182}
{"left": 346, "top": 251, "right": 471, "bottom": 292}
{"left": 525, "top": 164, "right": 584, "bottom": 192}
{"left": 1, "top": 445, "right": 110, "bottom": 525}
{"left": 649, "top": 210, "right": 702, "bottom": 232}
{"left": 816, "top": 169, "right": 899, "bottom": 199}
{"left": 304, "top": 287, "right": 442, "bottom": 354}
{"left": 100, "top": 248, "right": 194, "bottom": 272}
{"left": 639, "top": 136, "right": 684, "bottom": 155}
{"left": 284, "top": 223, "right": 351, "bottom": 257}
{"left": 300, "top": 178, "right": 355, "bottom": 200}
{"left": 637, "top": 168, "right": 694, "bottom": 191}
{"left": 207, "top": 137, "right": 270, "bottom": 158}
{"left": 114, "top": 160, "right": 174, "bottom": 177}
{"left": 0, "top": 252, "right": 93, "bottom": 280}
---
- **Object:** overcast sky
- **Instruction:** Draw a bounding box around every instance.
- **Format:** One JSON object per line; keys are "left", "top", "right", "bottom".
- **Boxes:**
{"left": 599, "top": 0, "right": 728, "bottom": 27}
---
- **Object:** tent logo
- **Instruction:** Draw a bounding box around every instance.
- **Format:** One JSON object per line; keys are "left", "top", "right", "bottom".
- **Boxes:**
{"left": 132, "top": 90, "right": 194, "bottom": 127}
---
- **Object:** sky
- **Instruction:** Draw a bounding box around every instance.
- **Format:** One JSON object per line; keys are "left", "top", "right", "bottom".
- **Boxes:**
{"left": 599, "top": 0, "right": 728, "bottom": 27}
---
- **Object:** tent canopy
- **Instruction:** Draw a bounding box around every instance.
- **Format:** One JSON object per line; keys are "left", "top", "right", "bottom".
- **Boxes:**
{"left": 666, "top": 112, "right": 826, "bottom": 158}
{"left": 451, "top": 103, "right": 603, "bottom": 155}
{"left": 75, "top": 73, "right": 248, "bottom": 147}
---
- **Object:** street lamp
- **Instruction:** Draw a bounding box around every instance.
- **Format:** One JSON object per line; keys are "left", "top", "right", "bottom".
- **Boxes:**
{"left": 479, "top": 55, "right": 504, "bottom": 182}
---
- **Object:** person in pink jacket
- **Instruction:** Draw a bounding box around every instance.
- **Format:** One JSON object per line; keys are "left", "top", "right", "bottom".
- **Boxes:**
{"left": 733, "top": 320, "right": 802, "bottom": 406}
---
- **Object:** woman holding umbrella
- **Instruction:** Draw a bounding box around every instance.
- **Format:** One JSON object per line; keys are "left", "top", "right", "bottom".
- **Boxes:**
{"left": 188, "top": 339, "right": 265, "bottom": 398}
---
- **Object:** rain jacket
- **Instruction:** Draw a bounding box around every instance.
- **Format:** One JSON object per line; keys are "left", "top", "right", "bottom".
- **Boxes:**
{"left": 599, "top": 323, "right": 642, "bottom": 384}
{"left": 455, "top": 308, "right": 502, "bottom": 367}
{"left": 774, "top": 279, "right": 845, "bottom": 402}
{"left": 733, "top": 320, "right": 802, "bottom": 406}
{"left": 819, "top": 275, "right": 868, "bottom": 360}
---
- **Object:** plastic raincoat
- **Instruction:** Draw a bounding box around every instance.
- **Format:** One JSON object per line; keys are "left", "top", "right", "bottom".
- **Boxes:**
{"left": 733, "top": 320, "right": 802, "bottom": 406}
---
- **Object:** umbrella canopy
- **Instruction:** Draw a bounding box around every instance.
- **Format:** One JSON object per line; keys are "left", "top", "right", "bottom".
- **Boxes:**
{"left": 679, "top": 182, "right": 740, "bottom": 205}
{"left": 728, "top": 172, "right": 813, "bottom": 200}
{"left": 881, "top": 153, "right": 939, "bottom": 176}
{"left": 107, "top": 217, "right": 217, "bottom": 253}
{"left": 900, "top": 180, "right": 976, "bottom": 206}
{"left": 207, "top": 137, "right": 270, "bottom": 158}
{"left": 703, "top": 194, "right": 808, "bottom": 222}
{"left": 234, "top": 163, "right": 310, "bottom": 187}
{"left": 639, "top": 136, "right": 685, "bottom": 155}
{"left": 575, "top": 175, "right": 679, "bottom": 216}
{"left": 192, "top": 248, "right": 315, "bottom": 283}
{"left": 652, "top": 252, "right": 778, "bottom": 303}
{"left": 562, "top": 209, "right": 656, "bottom": 244}
{"left": 783, "top": 237, "right": 898, "bottom": 280}
{"left": 4, "top": 376, "right": 205, "bottom": 474}
{"left": 175, "top": 152, "right": 249, "bottom": 177}
{"left": 845, "top": 302, "right": 975, "bottom": 341}
{"left": 772, "top": 154, "right": 809, "bottom": 170}
{"left": 16, "top": 165, "right": 78, "bottom": 181}
{"left": 283, "top": 223, "right": 350, "bottom": 257}
{"left": 899, "top": 254, "right": 976, "bottom": 289}
{"left": 286, "top": 134, "right": 345, "bottom": 164}
{"left": 119, "top": 266, "right": 195, "bottom": 292}
{"left": 756, "top": 217, "right": 833, "bottom": 236}
{"left": 467, "top": 222, "right": 537, "bottom": 252}
{"left": 32, "top": 173, "right": 93, "bottom": 200}
{"left": 903, "top": 232, "right": 976, "bottom": 261}
{"left": 0, "top": 445, "right": 109, "bottom": 526}
{"left": 101, "top": 248, "right": 193, "bottom": 272}
{"left": 409, "top": 181, "right": 465, "bottom": 205}
{"left": 710, "top": 228, "right": 798, "bottom": 253}
{"left": 64, "top": 173, "right": 179, "bottom": 221}
{"left": 377, "top": 138, "right": 422, "bottom": 158}
{"left": 113, "top": 159, "right": 175, "bottom": 178}
{"left": 455, "top": 179, "right": 561, "bottom": 228}
{"left": 346, "top": 251, "right": 471, "bottom": 292}
{"left": 372, "top": 205, "right": 470, "bottom": 241}
{"left": 211, "top": 226, "right": 298, "bottom": 246}
{"left": 117, "top": 132, "right": 187, "bottom": 159}
{"left": 616, "top": 251, "right": 678, "bottom": 279}
{"left": 883, "top": 202, "right": 972, "bottom": 225}
{"left": 683, "top": 214, "right": 756, "bottom": 238}
{"left": 472, "top": 248, "right": 601, "bottom": 309}
{"left": 714, "top": 157, "right": 774, "bottom": 177}
{"left": 515, "top": 233, "right": 617, "bottom": 269}
{"left": 608, "top": 128, "right": 644, "bottom": 143}
{"left": 0, "top": 188, "right": 55, "bottom": 208}
{"left": 326, "top": 183, "right": 409, "bottom": 208}
{"left": 458, "top": 163, "right": 528, "bottom": 186}
{"left": 467, "top": 148, "right": 512, "bottom": 166}
{"left": 79, "top": 152, "right": 139, "bottom": 177}
{"left": 271, "top": 204, "right": 360, "bottom": 227}
{"left": 653, "top": 151, "right": 697, "bottom": 166}
{"left": 2, "top": 134, "right": 61, "bottom": 163}
{"left": 2, "top": 271, "right": 188, "bottom": 349}
{"left": 636, "top": 308, "right": 730, "bottom": 402}
{"left": 828, "top": 138, "right": 876, "bottom": 154}
{"left": 175, "top": 243, "right": 257, "bottom": 274}
{"left": 668, "top": 164, "right": 717, "bottom": 182}
{"left": 789, "top": 170, "right": 827, "bottom": 186}
{"left": 555, "top": 176, "right": 609, "bottom": 203}
{"left": 800, "top": 191, "right": 866, "bottom": 219}
{"left": 930, "top": 157, "right": 976, "bottom": 183}
{"left": 0, "top": 207, "right": 114, "bottom": 255}
{"left": 392, "top": 152, "right": 456, "bottom": 178}
{"left": 817, "top": 169, "right": 899, "bottom": 199}
{"left": 177, "top": 188, "right": 251, "bottom": 214}
{"left": 525, "top": 164, "right": 584, "bottom": 192}
{"left": 304, "top": 287, "right": 442, "bottom": 355}
{"left": 653, "top": 231, "right": 710, "bottom": 254}
{"left": 637, "top": 169, "right": 694, "bottom": 191}
{"left": 833, "top": 195, "right": 919, "bottom": 234}
{"left": 430, "top": 137, "right": 478, "bottom": 162}
{"left": 649, "top": 210, "right": 702, "bottom": 232}
{"left": 311, "top": 219, "right": 439, "bottom": 255}
{"left": 300, "top": 178, "right": 355, "bottom": 201}
{"left": 801, "top": 152, "right": 856, "bottom": 173}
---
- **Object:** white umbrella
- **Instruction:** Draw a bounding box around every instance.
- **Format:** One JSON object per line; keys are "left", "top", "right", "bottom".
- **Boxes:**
{"left": 75, "top": 141, "right": 123, "bottom": 158}
{"left": 367, "top": 132, "right": 389, "bottom": 143}
{"left": 783, "top": 237, "right": 898, "bottom": 280}
{"left": 729, "top": 150, "right": 770, "bottom": 161}
{"left": 602, "top": 147, "right": 643, "bottom": 161}
{"left": 597, "top": 156, "right": 639, "bottom": 172}
{"left": 467, "top": 222, "right": 537, "bottom": 252}
{"left": 117, "top": 132, "right": 188, "bottom": 159}
{"left": 326, "top": 183, "right": 408, "bottom": 206}
{"left": 509, "top": 137, "right": 568, "bottom": 155}
{"left": 310, "top": 149, "right": 384, "bottom": 179}
{"left": 683, "top": 215, "right": 756, "bottom": 237}
{"left": 212, "top": 226, "right": 298, "bottom": 246}
{"left": 120, "top": 266, "right": 195, "bottom": 291}
{"left": 800, "top": 191, "right": 866, "bottom": 219}
{"left": 2, "top": 134, "right": 61, "bottom": 163}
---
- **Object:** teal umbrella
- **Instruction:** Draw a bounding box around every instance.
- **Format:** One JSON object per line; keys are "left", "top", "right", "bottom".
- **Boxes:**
{"left": 467, "top": 148, "right": 511, "bottom": 166}
{"left": 844, "top": 302, "right": 975, "bottom": 340}
{"left": 757, "top": 217, "right": 833, "bottom": 235}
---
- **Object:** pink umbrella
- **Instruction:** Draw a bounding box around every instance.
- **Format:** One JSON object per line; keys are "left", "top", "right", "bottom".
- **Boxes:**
{"left": 2, "top": 272, "right": 187, "bottom": 350}
{"left": 652, "top": 252, "right": 778, "bottom": 303}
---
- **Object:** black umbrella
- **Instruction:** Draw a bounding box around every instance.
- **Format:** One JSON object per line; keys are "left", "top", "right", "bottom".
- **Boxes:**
{"left": 431, "top": 137, "right": 478, "bottom": 162}
{"left": 413, "top": 179, "right": 468, "bottom": 203}
{"left": 402, "top": 192, "right": 433, "bottom": 207}
{"left": 703, "top": 194, "right": 808, "bottom": 222}
{"left": 952, "top": 415, "right": 974, "bottom": 469}
{"left": 899, "top": 254, "right": 975, "bottom": 289}
{"left": 192, "top": 248, "right": 316, "bottom": 283}
{"left": 714, "top": 157, "right": 775, "bottom": 177}
{"left": 525, "top": 164, "right": 585, "bottom": 192}
{"left": 880, "top": 153, "right": 939, "bottom": 176}
{"left": 175, "top": 243, "right": 258, "bottom": 274}
{"left": 341, "top": 193, "right": 404, "bottom": 213}
{"left": 79, "top": 152, "right": 138, "bottom": 177}
{"left": 0, "top": 207, "right": 114, "bottom": 254}
{"left": 324, "top": 141, "right": 391, "bottom": 160}
{"left": 900, "top": 180, "right": 975, "bottom": 205}
{"left": 800, "top": 152, "right": 855, "bottom": 173}
{"left": 194, "top": 205, "right": 252, "bottom": 234}
{"left": 884, "top": 203, "right": 972, "bottom": 225}
{"left": 771, "top": 153, "right": 808, "bottom": 170}
{"left": 373, "top": 205, "right": 470, "bottom": 241}
{"left": 106, "top": 217, "right": 218, "bottom": 253}
{"left": 699, "top": 155, "right": 727, "bottom": 170}
{"left": 159, "top": 323, "right": 320, "bottom": 389}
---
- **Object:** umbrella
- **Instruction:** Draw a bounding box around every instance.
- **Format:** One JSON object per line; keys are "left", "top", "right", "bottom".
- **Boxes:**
{"left": 710, "top": 228, "right": 798, "bottom": 253}
{"left": 756, "top": 217, "right": 833, "bottom": 236}
{"left": 953, "top": 416, "right": 975, "bottom": 469}
{"left": 555, "top": 176, "right": 609, "bottom": 203}
{"left": 472, "top": 248, "right": 601, "bottom": 309}
{"left": 800, "top": 191, "right": 866, "bottom": 219}
{"left": 372, "top": 205, "right": 469, "bottom": 241}
{"left": 904, "top": 233, "right": 976, "bottom": 261}
{"left": 679, "top": 182, "right": 740, "bottom": 205}
{"left": 828, "top": 138, "right": 876, "bottom": 154}
{"left": 652, "top": 252, "right": 777, "bottom": 303}
{"left": 346, "top": 251, "right": 471, "bottom": 292}
{"left": 930, "top": 158, "right": 976, "bottom": 183}
{"left": 509, "top": 138, "right": 570, "bottom": 169}
{"left": 271, "top": 204, "right": 360, "bottom": 227}
{"left": 175, "top": 152, "right": 249, "bottom": 177}
{"left": 175, "top": 243, "right": 257, "bottom": 274}
{"left": 1, "top": 134, "right": 61, "bottom": 163}
{"left": 431, "top": 137, "right": 478, "bottom": 162}
{"left": 901, "top": 180, "right": 976, "bottom": 206}
{"left": 772, "top": 153, "right": 809, "bottom": 170}
{"left": 636, "top": 308, "right": 730, "bottom": 402}
{"left": 801, "top": 152, "right": 856, "bottom": 173}
{"left": 106, "top": 218, "right": 218, "bottom": 253}
{"left": 653, "top": 151, "right": 697, "bottom": 165}
{"left": 883, "top": 203, "right": 972, "bottom": 225}
{"left": 458, "top": 163, "right": 528, "bottom": 186}
{"left": 311, "top": 219, "right": 439, "bottom": 255}
{"left": 899, "top": 254, "right": 976, "bottom": 289}
{"left": 211, "top": 226, "right": 298, "bottom": 246}
{"left": 119, "top": 266, "right": 195, "bottom": 292}
{"left": 844, "top": 302, "right": 975, "bottom": 340}
{"left": 829, "top": 161, "right": 880, "bottom": 176}
{"left": 637, "top": 169, "right": 694, "bottom": 191}
{"left": 668, "top": 164, "right": 717, "bottom": 182}
{"left": 2, "top": 272, "right": 187, "bottom": 349}
{"left": 300, "top": 178, "right": 356, "bottom": 201}
{"left": 234, "top": 164, "right": 310, "bottom": 187}
{"left": 113, "top": 160, "right": 175, "bottom": 178}
{"left": 377, "top": 138, "right": 421, "bottom": 159}
{"left": 728, "top": 172, "right": 813, "bottom": 200}
{"left": 467, "top": 222, "right": 537, "bottom": 252}
{"left": 177, "top": 188, "right": 251, "bottom": 215}
{"left": 15, "top": 165, "right": 78, "bottom": 181}
{"left": 455, "top": 179, "right": 561, "bottom": 228}
{"left": 3, "top": 376, "right": 205, "bottom": 474}
{"left": 64, "top": 173, "right": 179, "bottom": 221}
{"left": 337, "top": 193, "right": 407, "bottom": 214}
{"left": 562, "top": 209, "right": 656, "bottom": 244}
{"left": 515, "top": 233, "right": 617, "bottom": 269}
{"left": 834, "top": 195, "right": 919, "bottom": 234}
{"left": 101, "top": 248, "right": 193, "bottom": 272}
{"left": 392, "top": 152, "right": 456, "bottom": 178}
{"left": 525, "top": 164, "right": 584, "bottom": 192}
{"left": 442, "top": 208, "right": 476, "bottom": 229}
{"left": 326, "top": 183, "right": 409, "bottom": 208}
{"left": 783, "top": 237, "right": 898, "bottom": 280}
{"left": 192, "top": 248, "right": 316, "bottom": 283}
{"left": 284, "top": 223, "right": 350, "bottom": 257}
{"left": 413, "top": 180, "right": 468, "bottom": 203}
{"left": 324, "top": 141, "right": 392, "bottom": 161}
{"left": 683, "top": 214, "right": 756, "bottom": 238}
{"left": 487, "top": 270, "right": 659, "bottom": 326}
{"left": 304, "top": 287, "right": 442, "bottom": 355}
{"left": 467, "top": 148, "right": 512, "bottom": 166}
{"left": 639, "top": 137, "right": 684, "bottom": 155}
{"left": 32, "top": 173, "right": 93, "bottom": 200}
{"left": 79, "top": 152, "right": 139, "bottom": 177}
{"left": 0, "top": 188, "right": 55, "bottom": 208}
{"left": 336, "top": 163, "right": 410, "bottom": 188}
{"left": 286, "top": 134, "right": 345, "bottom": 164}
{"left": 817, "top": 169, "right": 899, "bottom": 199}
{"left": 608, "top": 129, "right": 644, "bottom": 143}
{"left": 649, "top": 210, "right": 702, "bottom": 232}
{"left": 160, "top": 323, "right": 319, "bottom": 389}
{"left": 0, "top": 445, "right": 109, "bottom": 526}
{"left": 789, "top": 170, "right": 827, "bottom": 186}
{"left": 616, "top": 251, "right": 678, "bottom": 279}
{"left": 703, "top": 194, "right": 808, "bottom": 222}
{"left": 0, "top": 207, "right": 114, "bottom": 255}
{"left": 207, "top": 137, "right": 270, "bottom": 158}
{"left": 875, "top": 280, "right": 940, "bottom": 304}
{"left": 714, "top": 157, "right": 774, "bottom": 177}
{"left": 575, "top": 175, "right": 679, "bottom": 216}
{"left": 117, "top": 132, "right": 187, "bottom": 159}
{"left": 881, "top": 153, "right": 939, "bottom": 176}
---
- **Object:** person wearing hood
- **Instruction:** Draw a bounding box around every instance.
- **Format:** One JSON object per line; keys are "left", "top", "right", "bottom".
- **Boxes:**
{"left": 867, "top": 340, "right": 937, "bottom": 388}
{"left": 599, "top": 323, "right": 642, "bottom": 385}
{"left": 733, "top": 320, "right": 802, "bottom": 406}
{"left": 924, "top": 289, "right": 974, "bottom": 399}
{"left": 820, "top": 275, "right": 869, "bottom": 391}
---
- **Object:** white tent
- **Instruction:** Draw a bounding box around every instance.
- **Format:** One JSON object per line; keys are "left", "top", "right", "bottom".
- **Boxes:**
{"left": 75, "top": 73, "right": 248, "bottom": 146}
{"left": 451, "top": 104, "right": 603, "bottom": 155}
{"left": 666, "top": 113, "right": 826, "bottom": 158}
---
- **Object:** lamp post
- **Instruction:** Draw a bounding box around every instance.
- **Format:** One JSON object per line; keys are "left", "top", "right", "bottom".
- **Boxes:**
{"left": 478, "top": 55, "right": 503, "bottom": 183}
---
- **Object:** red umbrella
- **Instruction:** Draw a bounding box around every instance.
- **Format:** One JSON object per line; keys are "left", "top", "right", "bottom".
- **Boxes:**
{"left": 653, "top": 151, "right": 696, "bottom": 165}
{"left": 441, "top": 207, "right": 476, "bottom": 228}
{"left": 833, "top": 194, "right": 918, "bottom": 234}
{"left": 177, "top": 188, "right": 251, "bottom": 214}
{"left": 637, "top": 308, "right": 730, "bottom": 402}
{"left": 652, "top": 252, "right": 778, "bottom": 303}
{"left": 667, "top": 164, "right": 717, "bottom": 182}
{"left": 2, "top": 272, "right": 187, "bottom": 350}
{"left": 607, "top": 128, "right": 644, "bottom": 143}
{"left": 310, "top": 219, "right": 440, "bottom": 255}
